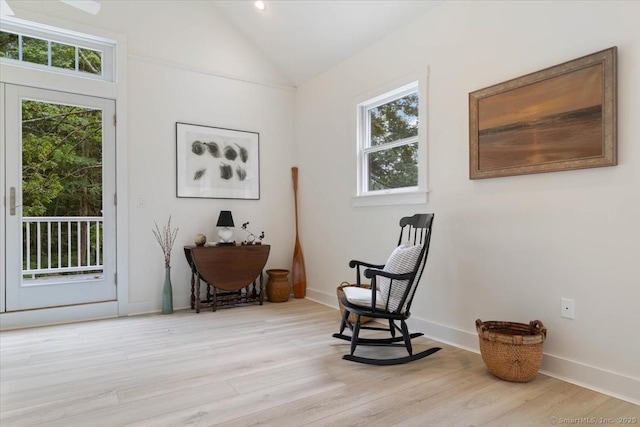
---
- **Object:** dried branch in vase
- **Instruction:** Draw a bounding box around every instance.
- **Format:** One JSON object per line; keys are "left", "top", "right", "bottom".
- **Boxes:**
{"left": 152, "top": 215, "right": 179, "bottom": 268}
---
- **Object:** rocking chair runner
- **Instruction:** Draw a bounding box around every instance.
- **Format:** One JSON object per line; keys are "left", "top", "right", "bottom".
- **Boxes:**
{"left": 332, "top": 213, "right": 441, "bottom": 365}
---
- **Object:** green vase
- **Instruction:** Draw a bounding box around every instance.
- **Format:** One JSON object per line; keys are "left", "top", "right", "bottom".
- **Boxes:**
{"left": 162, "top": 266, "right": 173, "bottom": 314}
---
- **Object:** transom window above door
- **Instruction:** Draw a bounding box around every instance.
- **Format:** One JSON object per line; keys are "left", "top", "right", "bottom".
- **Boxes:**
{"left": 0, "top": 17, "right": 114, "bottom": 81}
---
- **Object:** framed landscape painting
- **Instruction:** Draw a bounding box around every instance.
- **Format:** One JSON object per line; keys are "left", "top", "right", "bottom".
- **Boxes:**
{"left": 469, "top": 47, "right": 617, "bottom": 179}
{"left": 176, "top": 122, "right": 260, "bottom": 199}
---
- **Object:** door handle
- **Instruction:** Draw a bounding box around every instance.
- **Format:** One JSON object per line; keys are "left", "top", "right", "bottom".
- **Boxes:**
{"left": 9, "top": 187, "right": 16, "bottom": 216}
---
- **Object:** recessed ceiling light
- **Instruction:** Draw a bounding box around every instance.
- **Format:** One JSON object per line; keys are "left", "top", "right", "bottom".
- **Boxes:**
{"left": 254, "top": 1, "right": 266, "bottom": 11}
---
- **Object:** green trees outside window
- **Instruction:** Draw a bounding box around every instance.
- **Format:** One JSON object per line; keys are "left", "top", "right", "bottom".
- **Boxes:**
{"left": 22, "top": 100, "right": 103, "bottom": 218}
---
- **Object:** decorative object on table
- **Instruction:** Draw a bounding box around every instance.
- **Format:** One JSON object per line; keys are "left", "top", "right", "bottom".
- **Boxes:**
{"left": 475, "top": 319, "right": 547, "bottom": 382}
{"left": 194, "top": 233, "right": 206, "bottom": 246}
{"left": 291, "top": 166, "right": 306, "bottom": 298}
{"left": 216, "top": 210, "right": 235, "bottom": 245}
{"left": 266, "top": 269, "right": 290, "bottom": 302}
{"left": 469, "top": 47, "right": 617, "bottom": 179}
{"left": 175, "top": 122, "right": 260, "bottom": 199}
{"left": 336, "top": 282, "right": 372, "bottom": 324}
{"left": 240, "top": 222, "right": 265, "bottom": 245}
{"left": 152, "top": 215, "right": 179, "bottom": 314}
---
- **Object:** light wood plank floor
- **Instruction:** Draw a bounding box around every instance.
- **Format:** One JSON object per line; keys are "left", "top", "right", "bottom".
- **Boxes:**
{"left": 1, "top": 299, "right": 638, "bottom": 426}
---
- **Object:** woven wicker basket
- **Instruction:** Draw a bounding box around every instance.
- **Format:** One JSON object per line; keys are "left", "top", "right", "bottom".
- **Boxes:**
{"left": 476, "top": 319, "right": 546, "bottom": 382}
{"left": 337, "top": 282, "right": 372, "bottom": 324}
{"left": 266, "top": 269, "right": 290, "bottom": 303}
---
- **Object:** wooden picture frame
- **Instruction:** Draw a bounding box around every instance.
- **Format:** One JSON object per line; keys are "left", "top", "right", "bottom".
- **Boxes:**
{"left": 176, "top": 122, "right": 260, "bottom": 199}
{"left": 469, "top": 47, "right": 617, "bottom": 179}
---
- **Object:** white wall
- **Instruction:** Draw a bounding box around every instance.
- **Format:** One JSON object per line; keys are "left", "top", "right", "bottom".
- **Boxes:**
{"left": 296, "top": 1, "right": 640, "bottom": 402}
{"left": 5, "top": 0, "right": 638, "bottom": 404}
{"left": 7, "top": 1, "right": 298, "bottom": 314}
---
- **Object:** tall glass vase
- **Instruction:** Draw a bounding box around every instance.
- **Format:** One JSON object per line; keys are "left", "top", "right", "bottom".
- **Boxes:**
{"left": 162, "top": 266, "right": 173, "bottom": 314}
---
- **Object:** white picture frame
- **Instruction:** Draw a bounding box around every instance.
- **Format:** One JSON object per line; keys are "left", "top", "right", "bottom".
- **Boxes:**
{"left": 176, "top": 122, "right": 260, "bottom": 199}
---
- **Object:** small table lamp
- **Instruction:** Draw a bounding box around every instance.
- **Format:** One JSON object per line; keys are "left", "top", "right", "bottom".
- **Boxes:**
{"left": 216, "top": 210, "right": 235, "bottom": 245}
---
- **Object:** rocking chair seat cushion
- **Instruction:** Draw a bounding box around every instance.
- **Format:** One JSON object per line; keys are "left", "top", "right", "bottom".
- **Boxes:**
{"left": 343, "top": 286, "right": 386, "bottom": 310}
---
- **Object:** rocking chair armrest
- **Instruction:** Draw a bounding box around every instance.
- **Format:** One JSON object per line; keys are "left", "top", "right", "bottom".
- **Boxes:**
{"left": 348, "top": 259, "right": 385, "bottom": 269}
{"left": 363, "top": 268, "right": 413, "bottom": 281}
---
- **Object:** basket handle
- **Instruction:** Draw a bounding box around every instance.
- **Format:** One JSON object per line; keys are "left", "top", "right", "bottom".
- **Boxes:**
{"left": 530, "top": 319, "right": 547, "bottom": 340}
{"left": 337, "top": 282, "right": 350, "bottom": 292}
{"left": 475, "top": 319, "right": 484, "bottom": 334}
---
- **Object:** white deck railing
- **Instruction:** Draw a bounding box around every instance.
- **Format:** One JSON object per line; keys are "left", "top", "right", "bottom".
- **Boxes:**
{"left": 22, "top": 216, "right": 103, "bottom": 279}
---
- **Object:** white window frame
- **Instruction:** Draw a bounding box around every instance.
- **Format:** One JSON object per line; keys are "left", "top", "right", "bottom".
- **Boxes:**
{"left": 0, "top": 16, "right": 114, "bottom": 81}
{"left": 353, "top": 77, "right": 428, "bottom": 207}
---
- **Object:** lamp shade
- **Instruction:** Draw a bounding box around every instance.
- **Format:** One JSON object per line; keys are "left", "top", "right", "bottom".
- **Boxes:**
{"left": 216, "top": 210, "right": 234, "bottom": 227}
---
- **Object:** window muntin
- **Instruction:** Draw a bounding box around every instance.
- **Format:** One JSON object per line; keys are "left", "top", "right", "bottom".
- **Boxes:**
{"left": 358, "top": 83, "right": 420, "bottom": 195}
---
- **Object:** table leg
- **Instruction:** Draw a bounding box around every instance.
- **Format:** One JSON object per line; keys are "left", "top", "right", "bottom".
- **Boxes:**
{"left": 259, "top": 271, "right": 264, "bottom": 305}
{"left": 190, "top": 269, "right": 195, "bottom": 309}
{"left": 195, "top": 276, "right": 201, "bottom": 313}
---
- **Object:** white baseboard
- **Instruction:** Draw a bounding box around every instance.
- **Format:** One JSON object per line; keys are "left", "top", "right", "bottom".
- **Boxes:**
{"left": 121, "top": 301, "right": 192, "bottom": 317}
{"left": 307, "top": 287, "right": 640, "bottom": 405}
{"left": 538, "top": 353, "right": 640, "bottom": 406}
{"left": 119, "top": 301, "right": 159, "bottom": 317}
{"left": 0, "top": 301, "right": 118, "bottom": 331}
{"left": 0, "top": 300, "right": 198, "bottom": 330}
{"left": 306, "top": 287, "right": 339, "bottom": 309}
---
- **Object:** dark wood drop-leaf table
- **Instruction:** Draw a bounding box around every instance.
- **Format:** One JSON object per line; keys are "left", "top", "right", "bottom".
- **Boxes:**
{"left": 184, "top": 244, "right": 270, "bottom": 312}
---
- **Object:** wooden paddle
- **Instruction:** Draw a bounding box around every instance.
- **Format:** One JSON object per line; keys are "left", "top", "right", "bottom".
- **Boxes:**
{"left": 291, "top": 167, "right": 307, "bottom": 298}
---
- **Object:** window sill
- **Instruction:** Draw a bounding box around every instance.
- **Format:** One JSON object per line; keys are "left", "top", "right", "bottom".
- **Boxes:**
{"left": 351, "top": 190, "right": 428, "bottom": 207}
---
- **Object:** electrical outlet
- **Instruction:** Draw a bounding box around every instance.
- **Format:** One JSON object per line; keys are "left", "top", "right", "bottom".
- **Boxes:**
{"left": 561, "top": 298, "right": 575, "bottom": 319}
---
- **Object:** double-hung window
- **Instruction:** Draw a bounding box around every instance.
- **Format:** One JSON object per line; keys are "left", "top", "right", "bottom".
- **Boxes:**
{"left": 356, "top": 80, "right": 424, "bottom": 204}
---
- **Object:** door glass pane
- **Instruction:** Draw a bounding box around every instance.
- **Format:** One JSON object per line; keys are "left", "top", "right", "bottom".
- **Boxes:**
{"left": 22, "top": 99, "right": 103, "bottom": 280}
{"left": 22, "top": 36, "right": 49, "bottom": 65}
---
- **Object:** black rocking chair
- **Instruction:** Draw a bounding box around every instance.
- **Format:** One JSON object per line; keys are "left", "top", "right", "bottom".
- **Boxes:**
{"left": 332, "top": 213, "right": 441, "bottom": 365}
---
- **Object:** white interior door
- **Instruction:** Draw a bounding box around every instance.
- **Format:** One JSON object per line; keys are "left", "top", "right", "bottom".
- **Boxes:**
{"left": 3, "top": 84, "right": 116, "bottom": 311}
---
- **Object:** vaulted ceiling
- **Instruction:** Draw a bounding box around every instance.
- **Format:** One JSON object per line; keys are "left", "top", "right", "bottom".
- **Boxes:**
{"left": 1, "top": 0, "right": 443, "bottom": 87}
{"left": 211, "top": 0, "right": 443, "bottom": 86}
